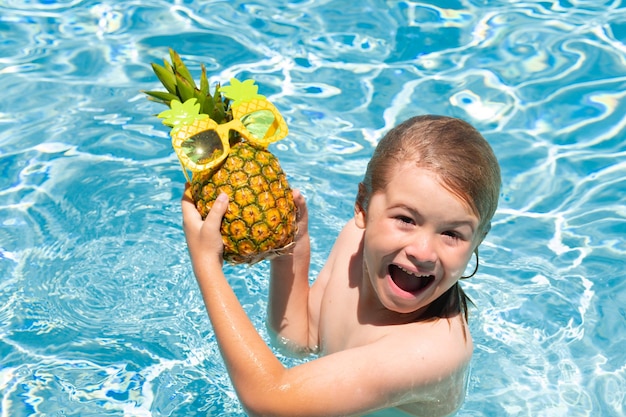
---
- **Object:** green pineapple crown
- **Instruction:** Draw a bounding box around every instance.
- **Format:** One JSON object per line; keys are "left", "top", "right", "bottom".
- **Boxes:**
{"left": 143, "top": 48, "right": 267, "bottom": 132}
{"left": 143, "top": 48, "right": 232, "bottom": 123}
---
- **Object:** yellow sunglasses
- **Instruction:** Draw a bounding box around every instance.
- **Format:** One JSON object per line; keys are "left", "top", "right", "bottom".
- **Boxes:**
{"left": 162, "top": 91, "right": 288, "bottom": 182}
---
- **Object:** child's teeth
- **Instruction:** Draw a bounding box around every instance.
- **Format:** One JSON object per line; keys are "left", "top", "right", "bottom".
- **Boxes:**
{"left": 399, "top": 266, "right": 427, "bottom": 278}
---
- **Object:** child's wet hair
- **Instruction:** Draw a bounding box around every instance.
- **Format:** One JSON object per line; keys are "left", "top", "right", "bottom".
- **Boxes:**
{"left": 358, "top": 115, "right": 501, "bottom": 235}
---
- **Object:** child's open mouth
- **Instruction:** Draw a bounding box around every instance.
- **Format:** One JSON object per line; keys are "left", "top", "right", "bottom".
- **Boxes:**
{"left": 389, "top": 264, "right": 434, "bottom": 294}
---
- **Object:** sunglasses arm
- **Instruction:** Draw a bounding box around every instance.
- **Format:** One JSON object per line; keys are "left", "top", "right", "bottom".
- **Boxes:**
{"left": 176, "top": 153, "right": 193, "bottom": 184}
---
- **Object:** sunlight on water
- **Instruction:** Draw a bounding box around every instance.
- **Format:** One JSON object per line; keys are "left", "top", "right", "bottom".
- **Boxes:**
{"left": 1, "top": 1, "right": 625, "bottom": 416}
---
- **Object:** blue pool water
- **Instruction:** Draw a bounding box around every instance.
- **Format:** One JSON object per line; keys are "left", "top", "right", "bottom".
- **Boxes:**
{"left": 1, "top": 0, "right": 625, "bottom": 415}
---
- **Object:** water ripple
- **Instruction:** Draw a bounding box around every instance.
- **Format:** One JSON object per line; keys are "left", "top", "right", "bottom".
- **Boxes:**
{"left": 1, "top": 0, "right": 625, "bottom": 416}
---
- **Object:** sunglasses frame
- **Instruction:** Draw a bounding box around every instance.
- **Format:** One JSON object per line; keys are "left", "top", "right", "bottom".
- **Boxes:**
{"left": 170, "top": 99, "right": 288, "bottom": 182}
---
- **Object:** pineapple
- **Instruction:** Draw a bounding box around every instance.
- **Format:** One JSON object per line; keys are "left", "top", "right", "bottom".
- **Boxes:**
{"left": 143, "top": 49, "right": 296, "bottom": 264}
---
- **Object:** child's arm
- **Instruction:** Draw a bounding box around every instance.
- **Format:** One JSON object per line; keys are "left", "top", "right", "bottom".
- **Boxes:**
{"left": 181, "top": 188, "right": 288, "bottom": 408}
{"left": 182, "top": 188, "right": 471, "bottom": 417}
{"left": 267, "top": 190, "right": 315, "bottom": 354}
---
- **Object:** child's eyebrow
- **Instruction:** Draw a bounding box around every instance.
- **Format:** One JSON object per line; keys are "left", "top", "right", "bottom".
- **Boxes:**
{"left": 443, "top": 219, "right": 477, "bottom": 233}
{"left": 392, "top": 204, "right": 478, "bottom": 232}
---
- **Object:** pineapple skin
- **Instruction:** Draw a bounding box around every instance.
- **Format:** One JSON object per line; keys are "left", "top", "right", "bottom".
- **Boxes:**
{"left": 190, "top": 142, "right": 296, "bottom": 264}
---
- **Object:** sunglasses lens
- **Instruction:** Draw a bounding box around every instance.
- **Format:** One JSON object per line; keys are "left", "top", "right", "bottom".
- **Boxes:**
{"left": 182, "top": 129, "right": 224, "bottom": 164}
{"left": 241, "top": 109, "right": 284, "bottom": 142}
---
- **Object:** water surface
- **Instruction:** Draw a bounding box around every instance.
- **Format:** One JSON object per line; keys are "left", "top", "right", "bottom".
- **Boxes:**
{"left": 1, "top": 1, "right": 625, "bottom": 416}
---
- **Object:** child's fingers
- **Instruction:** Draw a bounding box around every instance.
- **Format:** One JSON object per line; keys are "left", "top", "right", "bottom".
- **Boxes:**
{"left": 182, "top": 185, "right": 200, "bottom": 222}
{"left": 183, "top": 184, "right": 195, "bottom": 205}
{"left": 291, "top": 189, "right": 303, "bottom": 209}
{"left": 292, "top": 188, "right": 303, "bottom": 202}
{"left": 291, "top": 189, "right": 308, "bottom": 221}
{"left": 204, "top": 193, "right": 229, "bottom": 227}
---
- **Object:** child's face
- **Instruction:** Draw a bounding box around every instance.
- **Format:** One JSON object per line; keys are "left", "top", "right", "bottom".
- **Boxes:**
{"left": 355, "top": 163, "right": 482, "bottom": 316}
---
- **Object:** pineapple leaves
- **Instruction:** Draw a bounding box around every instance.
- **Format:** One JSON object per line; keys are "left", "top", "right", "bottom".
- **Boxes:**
{"left": 201, "top": 95, "right": 216, "bottom": 118}
{"left": 144, "top": 48, "right": 240, "bottom": 125}
{"left": 175, "top": 73, "right": 196, "bottom": 103}
{"left": 157, "top": 98, "right": 208, "bottom": 131}
{"left": 212, "top": 83, "right": 228, "bottom": 122}
{"left": 198, "top": 65, "right": 217, "bottom": 116}
{"left": 151, "top": 62, "right": 177, "bottom": 95}
{"left": 143, "top": 90, "right": 179, "bottom": 104}
{"left": 163, "top": 59, "right": 174, "bottom": 74}
{"left": 200, "top": 64, "right": 209, "bottom": 96}
{"left": 169, "top": 49, "right": 196, "bottom": 89}
{"left": 220, "top": 78, "right": 265, "bottom": 106}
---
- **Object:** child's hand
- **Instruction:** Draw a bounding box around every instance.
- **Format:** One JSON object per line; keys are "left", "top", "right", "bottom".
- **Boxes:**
{"left": 291, "top": 189, "right": 309, "bottom": 242}
{"left": 269, "top": 189, "right": 310, "bottom": 261}
{"left": 181, "top": 184, "right": 229, "bottom": 266}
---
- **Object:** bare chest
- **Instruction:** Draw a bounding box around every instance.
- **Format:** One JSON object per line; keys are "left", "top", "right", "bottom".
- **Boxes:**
{"left": 316, "top": 273, "right": 391, "bottom": 354}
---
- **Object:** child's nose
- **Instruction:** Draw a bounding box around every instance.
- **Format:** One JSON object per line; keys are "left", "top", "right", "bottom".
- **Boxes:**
{"left": 405, "top": 233, "right": 437, "bottom": 265}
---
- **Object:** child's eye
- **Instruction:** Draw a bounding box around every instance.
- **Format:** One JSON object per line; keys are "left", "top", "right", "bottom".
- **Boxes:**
{"left": 443, "top": 231, "right": 461, "bottom": 240}
{"left": 395, "top": 215, "right": 414, "bottom": 225}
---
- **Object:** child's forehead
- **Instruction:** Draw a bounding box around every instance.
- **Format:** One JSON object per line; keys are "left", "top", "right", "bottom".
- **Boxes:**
{"left": 384, "top": 162, "right": 435, "bottom": 184}
{"left": 383, "top": 164, "right": 477, "bottom": 217}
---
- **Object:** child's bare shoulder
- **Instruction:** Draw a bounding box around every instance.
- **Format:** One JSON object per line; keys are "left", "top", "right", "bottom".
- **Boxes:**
{"left": 313, "top": 218, "right": 363, "bottom": 286}
{"left": 398, "top": 313, "right": 471, "bottom": 362}
{"left": 333, "top": 217, "right": 363, "bottom": 248}
{"left": 369, "top": 316, "right": 472, "bottom": 415}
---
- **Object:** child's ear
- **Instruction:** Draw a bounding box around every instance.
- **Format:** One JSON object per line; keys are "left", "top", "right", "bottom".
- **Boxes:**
{"left": 354, "top": 183, "right": 367, "bottom": 229}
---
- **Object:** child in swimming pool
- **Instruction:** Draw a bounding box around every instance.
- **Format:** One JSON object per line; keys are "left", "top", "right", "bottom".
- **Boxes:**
{"left": 181, "top": 115, "right": 501, "bottom": 417}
